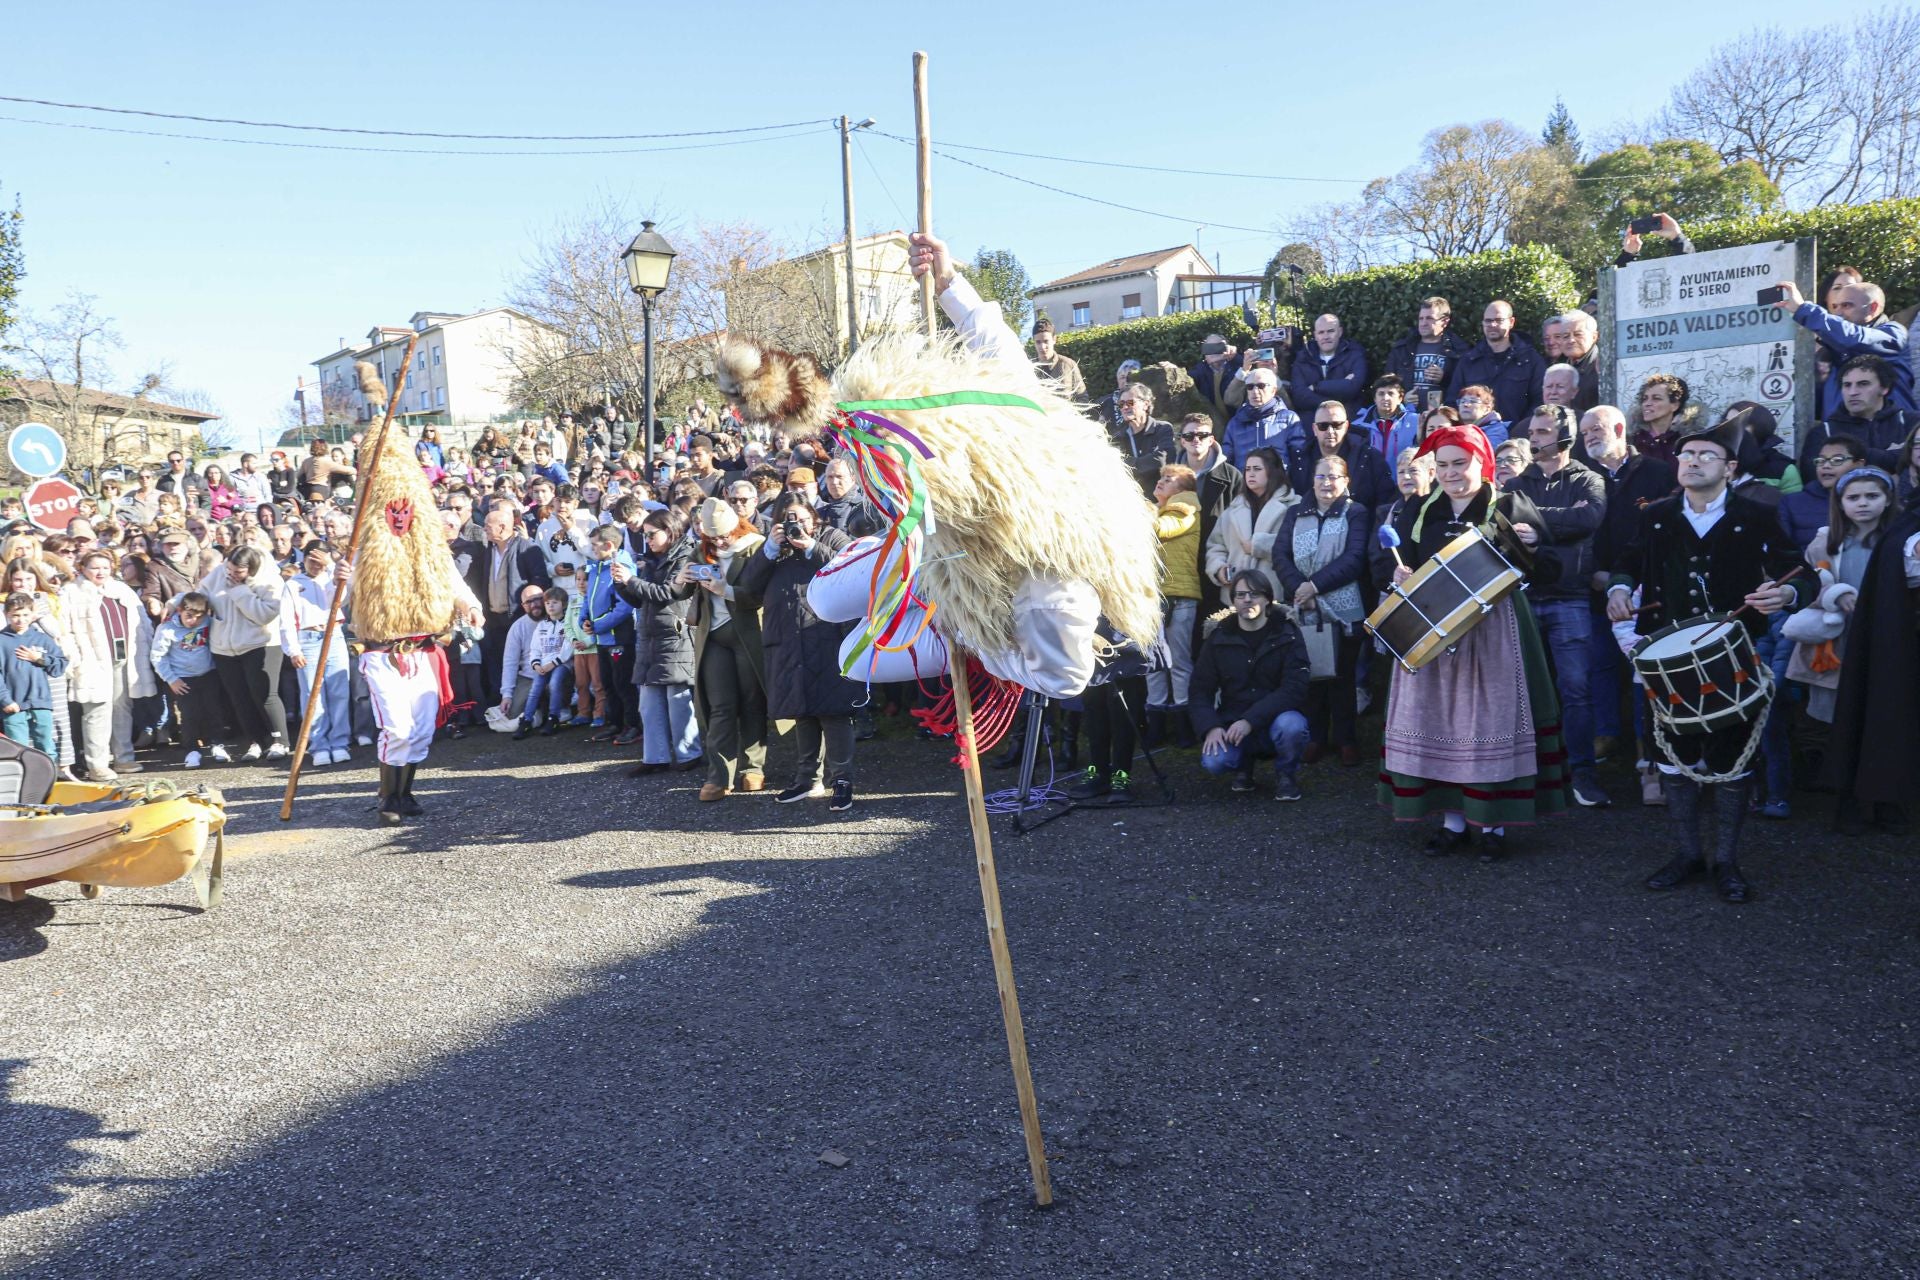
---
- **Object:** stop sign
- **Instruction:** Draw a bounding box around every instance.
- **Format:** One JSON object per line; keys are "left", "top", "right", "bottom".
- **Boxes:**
{"left": 24, "top": 476, "right": 84, "bottom": 532}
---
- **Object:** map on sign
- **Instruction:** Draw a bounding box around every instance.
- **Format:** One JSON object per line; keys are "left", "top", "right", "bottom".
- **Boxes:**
{"left": 6, "top": 421, "right": 67, "bottom": 478}
{"left": 1608, "top": 239, "right": 1812, "bottom": 450}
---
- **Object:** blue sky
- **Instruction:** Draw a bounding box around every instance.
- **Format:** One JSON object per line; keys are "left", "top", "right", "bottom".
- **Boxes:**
{"left": 3, "top": 0, "right": 1837, "bottom": 451}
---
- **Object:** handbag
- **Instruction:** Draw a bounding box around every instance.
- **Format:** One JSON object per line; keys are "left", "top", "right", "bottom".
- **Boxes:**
{"left": 1300, "top": 609, "right": 1339, "bottom": 680}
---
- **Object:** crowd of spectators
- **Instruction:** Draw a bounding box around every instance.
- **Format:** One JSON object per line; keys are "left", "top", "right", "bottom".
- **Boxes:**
{"left": 3, "top": 218, "right": 1916, "bottom": 843}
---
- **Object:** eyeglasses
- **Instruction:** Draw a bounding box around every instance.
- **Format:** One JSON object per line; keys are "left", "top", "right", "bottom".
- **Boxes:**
{"left": 1675, "top": 450, "right": 1726, "bottom": 463}
{"left": 1314, "top": 421, "right": 1347, "bottom": 431}
{"left": 1815, "top": 455, "right": 1860, "bottom": 468}
{"left": 1231, "top": 590, "right": 1268, "bottom": 601}
{"left": 1179, "top": 431, "right": 1212, "bottom": 442}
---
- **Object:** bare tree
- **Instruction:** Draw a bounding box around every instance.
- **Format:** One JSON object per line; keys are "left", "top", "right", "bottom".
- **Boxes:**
{"left": 1363, "top": 121, "right": 1566, "bottom": 259}
{"left": 1, "top": 293, "right": 211, "bottom": 467}
{"left": 502, "top": 200, "right": 858, "bottom": 443}
{"left": 1278, "top": 200, "right": 1390, "bottom": 276}
{"left": 1659, "top": 10, "right": 1920, "bottom": 205}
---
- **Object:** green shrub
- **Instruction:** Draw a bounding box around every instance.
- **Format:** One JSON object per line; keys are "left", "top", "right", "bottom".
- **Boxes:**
{"left": 1631, "top": 197, "right": 1920, "bottom": 310}
{"left": 1054, "top": 306, "right": 1300, "bottom": 384}
{"left": 1297, "top": 244, "right": 1583, "bottom": 373}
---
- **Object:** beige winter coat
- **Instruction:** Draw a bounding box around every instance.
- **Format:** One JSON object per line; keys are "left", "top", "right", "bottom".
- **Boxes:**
{"left": 62, "top": 577, "right": 157, "bottom": 703}
{"left": 1204, "top": 489, "right": 1300, "bottom": 606}
{"left": 198, "top": 561, "right": 285, "bottom": 656}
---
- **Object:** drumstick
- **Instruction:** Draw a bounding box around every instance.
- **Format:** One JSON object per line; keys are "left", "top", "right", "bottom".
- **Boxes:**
{"left": 1376, "top": 523, "right": 1407, "bottom": 573}
{"left": 1686, "top": 566, "right": 1806, "bottom": 641}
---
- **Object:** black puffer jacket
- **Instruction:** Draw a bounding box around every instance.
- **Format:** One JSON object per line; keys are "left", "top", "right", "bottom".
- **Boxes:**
{"left": 1187, "top": 613, "right": 1311, "bottom": 737}
{"left": 614, "top": 539, "right": 696, "bottom": 686}
{"left": 737, "top": 527, "right": 857, "bottom": 719}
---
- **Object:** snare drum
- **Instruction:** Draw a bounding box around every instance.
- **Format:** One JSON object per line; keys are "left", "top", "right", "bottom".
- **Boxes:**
{"left": 1365, "top": 527, "right": 1524, "bottom": 672}
{"left": 1631, "top": 614, "right": 1770, "bottom": 734}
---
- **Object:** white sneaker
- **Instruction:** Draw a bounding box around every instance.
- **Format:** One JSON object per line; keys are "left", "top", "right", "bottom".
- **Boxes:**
{"left": 333, "top": 748, "right": 350, "bottom": 764}
{"left": 184, "top": 751, "right": 203, "bottom": 769}
{"left": 85, "top": 767, "right": 119, "bottom": 783}
{"left": 242, "top": 743, "right": 264, "bottom": 762}
{"left": 267, "top": 742, "right": 290, "bottom": 759}
{"left": 355, "top": 734, "right": 373, "bottom": 747}
{"left": 210, "top": 744, "right": 232, "bottom": 763}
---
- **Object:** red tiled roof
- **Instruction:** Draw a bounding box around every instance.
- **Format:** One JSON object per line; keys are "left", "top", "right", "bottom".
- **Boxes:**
{"left": 1033, "top": 245, "right": 1199, "bottom": 292}
{"left": 2, "top": 379, "right": 219, "bottom": 422}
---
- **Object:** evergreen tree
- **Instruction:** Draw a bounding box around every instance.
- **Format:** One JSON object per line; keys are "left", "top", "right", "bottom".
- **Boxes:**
{"left": 1542, "top": 99, "right": 1582, "bottom": 162}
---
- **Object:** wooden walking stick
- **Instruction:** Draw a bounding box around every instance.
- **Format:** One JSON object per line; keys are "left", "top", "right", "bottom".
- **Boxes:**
{"left": 279, "top": 332, "right": 418, "bottom": 821}
{"left": 914, "top": 48, "right": 1054, "bottom": 1209}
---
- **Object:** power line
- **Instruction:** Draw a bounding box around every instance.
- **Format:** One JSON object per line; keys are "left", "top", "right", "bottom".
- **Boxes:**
{"left": 0, "top": 112, "right": 834, "bottom": 157}
{"left": 853, "top": 132, "right": 911, "bottom": 228}
{"left": 877, "top": 130, "right": 1714, "bottom": 188}
{"left": 875, "top": 132, "right": 1273, "bottom": 236}
{"left": 0, "top": 93, "right": 832, "bottom": 141}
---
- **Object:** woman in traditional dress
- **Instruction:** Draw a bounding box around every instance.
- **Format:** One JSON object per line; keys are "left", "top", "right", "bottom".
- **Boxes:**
{"left": 1377, "top": 423, "right": 1569, "bottom": 858}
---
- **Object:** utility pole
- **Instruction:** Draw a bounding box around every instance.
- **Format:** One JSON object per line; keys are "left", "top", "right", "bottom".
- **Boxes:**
{"left": 839, "top": 115, "right": 875, "bottom": 359}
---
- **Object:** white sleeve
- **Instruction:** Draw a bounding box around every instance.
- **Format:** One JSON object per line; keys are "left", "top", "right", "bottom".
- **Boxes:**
{"left": 501, "top": 618, "right": 530, "bottom": 681}
{"left": 939, "top": 274, "right": 1033, "bottom": 380}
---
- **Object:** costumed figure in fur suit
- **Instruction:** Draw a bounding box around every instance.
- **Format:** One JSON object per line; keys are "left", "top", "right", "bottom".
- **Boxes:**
{"left": 711, "top": 233, "right": 1162, "bottom": 749}
{"left": 342, "top": 361, "right": 482, "bottom": 824}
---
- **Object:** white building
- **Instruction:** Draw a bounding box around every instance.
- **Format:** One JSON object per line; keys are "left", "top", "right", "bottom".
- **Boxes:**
{"left": 311, "top": 308, "right": 544, "bottom": 428}
{"left": 1029, "top": 245, "right": 1263, "bottom": 331}
{"left": 722, "top": 231, "right": 921, "bottom": 356}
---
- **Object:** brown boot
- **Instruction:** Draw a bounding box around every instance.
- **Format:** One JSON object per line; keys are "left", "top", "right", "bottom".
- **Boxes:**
{"left": 737, "top": 771, "right": 765, "bottom": 792}
{"left": 698, "top": 782, "right": 729, "bottom": 802}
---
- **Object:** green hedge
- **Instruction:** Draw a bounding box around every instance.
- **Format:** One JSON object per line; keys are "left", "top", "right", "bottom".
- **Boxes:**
{"left": 1630, "top": 197, "right": 1920, "bottom": 310}
{"left": 1297, "top": 244, "right": 1582, "bottom": 374}
{"left": 1054, "top": 305, "right": 1301, "bottom": 386}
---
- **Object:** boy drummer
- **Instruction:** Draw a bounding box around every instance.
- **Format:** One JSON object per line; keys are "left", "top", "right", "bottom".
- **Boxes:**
{"left": 1605, "top": 407, "right": 1810, "bottom": 902}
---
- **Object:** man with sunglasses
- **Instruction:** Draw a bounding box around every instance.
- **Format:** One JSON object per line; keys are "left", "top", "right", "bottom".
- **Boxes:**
{"left": 1284, "top": 403, "right": 1393, "bottom": 512}
{"left": 1177, "top": 413, "right": 1242, "bottom": 554}
{"left": 1221, "top": 369, "right": 1301, "bottom": 470}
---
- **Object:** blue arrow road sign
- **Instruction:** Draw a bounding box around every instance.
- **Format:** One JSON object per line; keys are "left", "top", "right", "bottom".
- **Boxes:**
{"left": 7, "top": 422, "right": 67, "bottom": 478}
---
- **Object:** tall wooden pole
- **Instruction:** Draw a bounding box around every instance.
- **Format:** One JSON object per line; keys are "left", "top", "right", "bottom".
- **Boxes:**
{"left": 914, "top": 48, "right": 1054, "bottom": 1209}
{"left": 279, "top": 332, "right": 418, "bottom": 822}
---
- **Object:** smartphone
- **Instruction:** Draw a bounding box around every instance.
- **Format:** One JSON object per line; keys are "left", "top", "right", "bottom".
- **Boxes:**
{"left": 1628, "top": 215, "right": 1662, "bottom": 235}
{"left": 1251, "top": 347, "right": 1276, "bottom": 364}
{"left": 1757, "top": 285, "right": 1790, "bottom": 306}
{"left": 686, "top": 564, "right": 717, "bottom": 582}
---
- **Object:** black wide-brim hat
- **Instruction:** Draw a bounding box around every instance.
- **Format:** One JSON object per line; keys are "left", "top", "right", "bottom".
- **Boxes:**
{"left": 1672, "top": 405, "right": 1752, "bottom": 460}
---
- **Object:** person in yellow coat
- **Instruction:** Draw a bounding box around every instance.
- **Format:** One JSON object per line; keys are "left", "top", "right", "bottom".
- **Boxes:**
{"left": 1147, "top": 463, "right": 1204, "bottom": 746}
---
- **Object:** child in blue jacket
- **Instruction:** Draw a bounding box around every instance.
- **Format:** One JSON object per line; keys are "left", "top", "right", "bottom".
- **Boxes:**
{"left": 1, "top": 591, "right": 70, "bottom": 755}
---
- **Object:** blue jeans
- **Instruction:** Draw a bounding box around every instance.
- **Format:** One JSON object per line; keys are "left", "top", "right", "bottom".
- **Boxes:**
{"left": 2, "top": 708, "right": 55, "bottom": 755}
{"left": 640, "top": 682, "right": 701, "bottom": 764}
{"left": 523, "top": 667, "right": 567, "bottom": 725}
{"left": 1534, "top": 598, "right": 1594, "bottom": 771}
{"left": 1755, "top": 612, "right": 1796, "bottom": 803}
{"left": 296, "top": 630, "right": 352, "bottom": 755}
{"left": 1587, "top": 603, "right": 1622, "bottom": 741}
{"left": 1199, "top": 709, "right": 1310, "bottom": 779}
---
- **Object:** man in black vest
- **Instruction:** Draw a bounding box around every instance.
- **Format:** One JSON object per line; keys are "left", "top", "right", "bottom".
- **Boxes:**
{"left": 1605, "top": 408, "right": 1810, "bottom": 903}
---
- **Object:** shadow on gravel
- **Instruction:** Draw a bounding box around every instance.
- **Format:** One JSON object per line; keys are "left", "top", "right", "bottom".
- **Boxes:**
{"left": 0, "top": 899, "right": 54, "bottom": 963}
{"left": 0, "top": 1060, "right": 137, "bottom": 1220}
{"left": 15, "top": 750, "right": 1920, "bottom": 1277}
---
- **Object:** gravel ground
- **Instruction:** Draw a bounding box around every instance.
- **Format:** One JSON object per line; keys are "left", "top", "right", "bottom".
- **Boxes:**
{"left": 1, "top": 722, "right": 1916, "bottom": 1279}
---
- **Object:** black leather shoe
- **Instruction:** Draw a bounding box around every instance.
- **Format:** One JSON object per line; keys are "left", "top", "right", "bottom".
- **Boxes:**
{"left": 1477, "top": 831, "right": 1507, "bottom": 862}
{"left": 1422, "top": 827, "right": 1469, "bottom": 857}
{"left": 1645, "top": 855, "right": 1705, "bottom": 891}
{"left": 626, "top": 761, "right": 667, "bottom": 777}
{"left": 1713, "top": 861, "right": 1750, "bottom": 904}
{"left": 512, "top": 723, "right": 531, "bottom": 741}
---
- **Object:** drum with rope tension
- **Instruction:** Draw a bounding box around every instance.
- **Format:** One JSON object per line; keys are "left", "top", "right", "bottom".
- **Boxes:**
{"left": 1630, "top": 614, "right": 1771, "bottom": 735}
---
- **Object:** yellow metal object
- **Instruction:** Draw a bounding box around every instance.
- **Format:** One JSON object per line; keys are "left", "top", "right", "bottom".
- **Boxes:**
{"left": 0, "top": 780, "right": 228, "bottom": 901}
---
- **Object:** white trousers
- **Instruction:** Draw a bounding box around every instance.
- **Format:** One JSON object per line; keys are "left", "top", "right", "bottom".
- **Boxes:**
{"left": 361, "top": 651, "right": 439, "bottom": 766}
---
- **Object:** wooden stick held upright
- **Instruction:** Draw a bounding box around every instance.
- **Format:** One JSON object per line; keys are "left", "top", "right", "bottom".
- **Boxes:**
{"left": 279, "top": 332, "right": 419, "bottom": 821}
{"left": 914, "top": 49, "right": 1054, "bottom": 1208}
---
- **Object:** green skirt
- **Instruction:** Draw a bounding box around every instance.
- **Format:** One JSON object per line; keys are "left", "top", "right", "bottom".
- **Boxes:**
{"left": 1376, "top": 594, "right": 1571, "bottom": 827}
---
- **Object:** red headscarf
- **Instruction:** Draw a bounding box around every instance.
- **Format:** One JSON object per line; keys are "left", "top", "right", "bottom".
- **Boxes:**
{"left": 1414, "top": 423, "right": 1494, "bottom": 481}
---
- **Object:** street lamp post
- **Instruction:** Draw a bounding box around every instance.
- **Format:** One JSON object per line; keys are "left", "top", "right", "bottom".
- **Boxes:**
{"left": 621, "top": 219, "right": 677, "bottom": 473}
